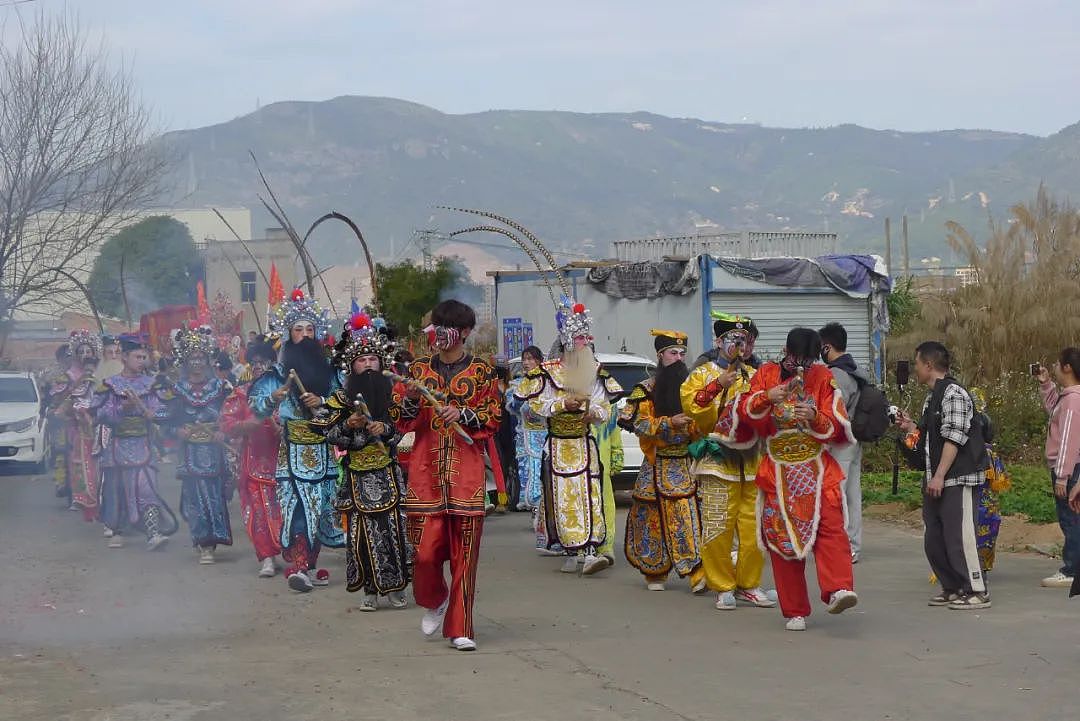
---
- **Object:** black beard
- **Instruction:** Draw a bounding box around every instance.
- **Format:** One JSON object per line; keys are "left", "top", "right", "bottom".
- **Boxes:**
{"left": 281, "top": 337, "right": 333, "bottom": 397}
{"left": 653, "top": 360, "right": 689, "bottom": 417}
{"left": 346, "top": 369, "right": 393, "bottom": 422}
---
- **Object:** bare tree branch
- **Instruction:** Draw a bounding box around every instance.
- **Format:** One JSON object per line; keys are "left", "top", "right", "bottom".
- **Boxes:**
{"left": 0, "top": 10, "right": 169, "bottom": 342}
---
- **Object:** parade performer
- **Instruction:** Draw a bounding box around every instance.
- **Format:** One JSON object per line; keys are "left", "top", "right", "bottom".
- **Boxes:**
{"left": 595, "top": 403, "right": 624, "bottom": 566}
{"left": 393, "top": 299, "right": 501, "bottom": 651}
{"left": 46, "top": 332, "right": 102, "bottom": 519}
{"left": 621, "top": 330, "right": 706, "bottom": 592}
{"left": 220, "top": 336, "right": 284, "bottom": 577}
{"left": 507, "top": 346, "right": 547, "bottom": 513}
{"left": 161, "top": 325, "right": 233, "bottom": 564}
{"left": 94, "top": 334, "right": 178, "bottom": 550}
{"left": 680, "top": 313, "right": 775, "bottom": 610}
{"left": 44, "top": 344, "right": 74, "bottom": 504}
{"left": 312, "top": 311, "right": 410, "bottom": 611}
{"left": 737, "top": 327, "right": 857, "bottom": 631}
{"left": 516, "top": 298, "right": 622, "bottom": 575}
{"left": 250, "top": 289, "right": 343, "bottom": 592}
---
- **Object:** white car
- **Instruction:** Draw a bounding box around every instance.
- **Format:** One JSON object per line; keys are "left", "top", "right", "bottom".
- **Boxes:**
{"left": 0, "top": 371, "right": 49, "bottom": 472}
{"left": 509, "top": 352, "right": 656, "bottom": 483}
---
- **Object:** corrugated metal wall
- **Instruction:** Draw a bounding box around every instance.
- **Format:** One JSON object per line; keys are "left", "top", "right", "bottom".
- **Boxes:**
{"left": 710, "top": 291, "right": 871, "bottom": 368}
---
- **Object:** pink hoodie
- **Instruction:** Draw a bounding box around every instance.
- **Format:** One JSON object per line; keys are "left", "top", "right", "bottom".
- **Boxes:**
{"left": 1042, "top": 381, "right": 1080, "bottom": 479}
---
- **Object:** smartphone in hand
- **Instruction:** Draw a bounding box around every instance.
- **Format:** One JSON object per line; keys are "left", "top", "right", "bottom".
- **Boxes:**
{"left": 1029, "top": 363, "right": 1042, "bottom": 377}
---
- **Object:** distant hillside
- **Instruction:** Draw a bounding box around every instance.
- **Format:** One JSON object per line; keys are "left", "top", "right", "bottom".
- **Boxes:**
{"left": 159, "top": 96, "right": 1068, "bottom": 266}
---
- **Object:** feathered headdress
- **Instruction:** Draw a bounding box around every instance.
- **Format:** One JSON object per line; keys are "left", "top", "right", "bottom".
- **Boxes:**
{"left": 333, "top": 310, "right": 395, "bottom": 372}
{"left": 268, "top": 287, "right": 331, "bottom": 341}
{"left": 172, "top": 324, "right": 216, "bottom": 363}
{"left": 68, "top": 329, "right": 102, "bottom": 358}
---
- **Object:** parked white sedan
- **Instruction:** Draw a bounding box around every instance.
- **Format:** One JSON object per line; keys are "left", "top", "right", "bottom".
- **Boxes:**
{"left": 0, "top": 371, "right": 49, "bottom": 472}
{"left": 509, "top": 352, "right": 656, "bottom": 482}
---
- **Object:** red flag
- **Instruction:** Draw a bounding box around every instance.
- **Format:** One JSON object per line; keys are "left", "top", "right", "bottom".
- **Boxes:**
{"left": 196, "top": 281, "right": 210, "bottom": 324}
{"left": 268, "top": 263, "right": 284, "bottom": 306}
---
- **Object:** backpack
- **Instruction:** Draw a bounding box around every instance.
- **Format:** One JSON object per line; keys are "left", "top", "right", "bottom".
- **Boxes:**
{"left": 849, "top": 375, "right": 891, "bottom": 442}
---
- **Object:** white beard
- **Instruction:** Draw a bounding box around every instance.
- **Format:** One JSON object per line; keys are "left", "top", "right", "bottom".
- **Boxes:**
{"left": 562, "top": 345, "right": 598, "bottom": 398}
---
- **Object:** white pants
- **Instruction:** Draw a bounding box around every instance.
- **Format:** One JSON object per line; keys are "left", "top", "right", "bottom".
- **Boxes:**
{"left": 831, "top": 442, "right": 863, "bottom": 556}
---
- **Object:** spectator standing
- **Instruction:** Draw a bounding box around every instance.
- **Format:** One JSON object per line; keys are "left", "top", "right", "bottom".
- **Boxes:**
{"left": 896, "top": 342, "right": 991, "bottom": 609}
{"left": 1037, "top": 348, "right": 1080, "bottom": 589}
{"left": 819, "top": 323, "right": 870, "bottom": 563}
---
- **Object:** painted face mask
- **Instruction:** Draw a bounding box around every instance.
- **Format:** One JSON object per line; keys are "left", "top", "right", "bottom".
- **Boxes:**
{"left": 425, "top": 324, "right": 461, "bottom": 351}
{"left": 720, "top": 330, "right": 750, "bottom": 361}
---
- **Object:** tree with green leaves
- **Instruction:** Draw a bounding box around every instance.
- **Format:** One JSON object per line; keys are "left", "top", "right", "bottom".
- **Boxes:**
{"left": 375, "top": 257, "right": 481, "bottom": 336}
{"left": 87, "top": 216, "right": 201, "bottom": 322}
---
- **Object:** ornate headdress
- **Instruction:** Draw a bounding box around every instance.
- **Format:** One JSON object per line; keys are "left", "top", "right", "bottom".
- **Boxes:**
{"left": 268, "top": 288, "right": 331, "bottom": 341}
{"left": 171, "top": 324, "right": 216, "bottom": 364}
{"left": 650, "top": 329, "right": 688, "bottom": 354}
{"left": 711, "top": 311, "right": 753, "bottom": 339}
{"left": 556, "top": 295, "right": 593, "bottom": 348}
{"left": 334, "top": 311, "right": 395, "bottom": 372}
{"left": 68, "top": 329, "right": 102, "bottom": 358}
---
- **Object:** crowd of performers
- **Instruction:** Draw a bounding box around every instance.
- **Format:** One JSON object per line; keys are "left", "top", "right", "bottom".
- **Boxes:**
{"left": 44, "top": 291, "right": 505, "bottom": 651}
{"left": 49, "top": 278, "right": 1014, "bottom": 646}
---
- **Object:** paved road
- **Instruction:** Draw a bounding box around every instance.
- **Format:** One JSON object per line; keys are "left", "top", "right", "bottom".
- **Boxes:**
{"left": 0, "top": 465, "right": 1076, "bottom": 721}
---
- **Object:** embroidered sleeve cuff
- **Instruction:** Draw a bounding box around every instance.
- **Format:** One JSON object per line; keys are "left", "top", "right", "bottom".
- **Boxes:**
{"left": 806, "top": 413, "right": 834, "bottom": 440}
{"left": 399, "top": 397, "right": 420, "bottom": 419}
{"left": 746, "top": 391, "right": 771, "bottom": 419}
{"left": 459, "top": 408, "right": 481, "bottom": 429}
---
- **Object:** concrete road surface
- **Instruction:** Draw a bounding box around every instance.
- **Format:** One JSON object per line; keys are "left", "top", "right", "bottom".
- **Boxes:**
{"left": 0, "top": 465, "right": 1076, "bottom": 721}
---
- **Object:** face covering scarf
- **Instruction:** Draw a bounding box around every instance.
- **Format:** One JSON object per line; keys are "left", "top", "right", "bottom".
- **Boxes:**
{"left": 425, "top": 325, "right": 461, "bottom": 351}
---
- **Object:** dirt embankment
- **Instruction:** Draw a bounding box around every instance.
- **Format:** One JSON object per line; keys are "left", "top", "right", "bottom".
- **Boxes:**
{"left": 864, "top": 502, "right": 1064, "bottom": 555}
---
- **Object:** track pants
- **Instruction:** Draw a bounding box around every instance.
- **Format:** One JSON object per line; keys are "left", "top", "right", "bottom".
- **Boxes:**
{"left": 922, "top": 484, "right": 986, "bottom": 596}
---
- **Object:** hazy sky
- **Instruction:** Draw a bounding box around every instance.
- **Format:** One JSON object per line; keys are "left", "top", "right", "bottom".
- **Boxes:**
{"left": 6, "top": 0, "right": 1080, "bottom": 136}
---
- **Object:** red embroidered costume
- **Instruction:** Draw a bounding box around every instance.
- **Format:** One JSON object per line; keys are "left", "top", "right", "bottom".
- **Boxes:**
{"left": 735, "top": 361, "right": 855, "bottom": 620}
{"left": 394, "top": 353, "right": 501, "bottom": 641}
{"left": 220, "top": 383, "right": 283, "bottom": 562}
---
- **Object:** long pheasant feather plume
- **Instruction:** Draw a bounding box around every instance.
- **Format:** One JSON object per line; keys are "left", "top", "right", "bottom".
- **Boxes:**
{"left": 437, "top": 206, "right": 571, "bottom": 298}
{"left": 449, "top": 225, "right": 557, "bottom": 308}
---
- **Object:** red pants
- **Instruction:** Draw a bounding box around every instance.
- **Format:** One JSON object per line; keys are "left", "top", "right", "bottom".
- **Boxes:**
{"left": 768, "top": 490, "right": 853, "bottom": 618}
{"left": 239, "top": 478, "right": 283, "bottom": 562}
{"left": 409, "top": 513, "right": 484, "bottom": 640}
{"left": 283, "top": 533, "right": 320, "bottom": 576}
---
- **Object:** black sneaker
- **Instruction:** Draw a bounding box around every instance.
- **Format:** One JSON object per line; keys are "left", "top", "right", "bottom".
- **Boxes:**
{"left": 928, "top": 591, "right": 960, "bottom": 606}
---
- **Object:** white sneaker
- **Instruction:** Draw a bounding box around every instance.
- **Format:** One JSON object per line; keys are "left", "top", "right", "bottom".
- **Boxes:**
{"left": 785, "top": 616, "right": 807, "bottom": 631}
{"left": 421, "top": 598, "right": 449, "bottom": 636}
{"left": 358, "top": 593, "right": 378, "bottom": 612}
{"left": 450, "top": 637, "right": 477, "bottom": 651}
{"left": 103, "top": 528, "right": 114, "bottom": 538}
{"left": 735, "top": 587, "right": 777, "bottom": 608}
{"left": 107, "top": 535, "right": 123, "bottom": 549}
{"left": 560, "top": 556, "right": 579, "bottom": 574}
{"left": 851, "top": 551, "right": 861, "bottom": 564}
{"left": 691, "top": 578, "right": 708, "bottom": 594}
{"left": 287, "top": 571, "right": 314, "bottom": 593}
{"left": 826, "top": 589, "right": 858, "bottom": 614}
{"left": 388, "top": 591, "right": 408, "bottom": 609}
{"left": 581, "top": 554, "right": 611, "bottom": 576}
{"left": 198, "top": 548, "right": 215, "bottom": 565}
{"left": 146, "top": 533, "right": 168, "bottom": 551}
{"left": 1041, "top": 571, "right": 1074, "bottom": 588}
{"left": 259, "top": 558, "right": 276, "bottom": 578}
{"left": 647, "top": 582, "right": 666, "bottom": 591}
{"left": 715, "top": 591, "right": 737, "bottom": 610}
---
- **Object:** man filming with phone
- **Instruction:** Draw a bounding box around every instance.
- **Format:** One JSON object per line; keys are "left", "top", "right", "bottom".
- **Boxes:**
{"left": 895, "top": 341, "right": 991, "bottom": 610}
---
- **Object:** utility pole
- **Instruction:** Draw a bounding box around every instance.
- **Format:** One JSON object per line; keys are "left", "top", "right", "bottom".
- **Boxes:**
{"left": 884, "top": 217, "right": 892, "bottom": 276}
{"left": 901, "top": 214, "right": 910, "bottom": 277}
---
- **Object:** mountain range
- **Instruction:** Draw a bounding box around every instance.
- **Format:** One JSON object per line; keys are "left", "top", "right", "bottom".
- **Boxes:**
{"left": 159, "top": 96, "right": 1080, "bottom": 267}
